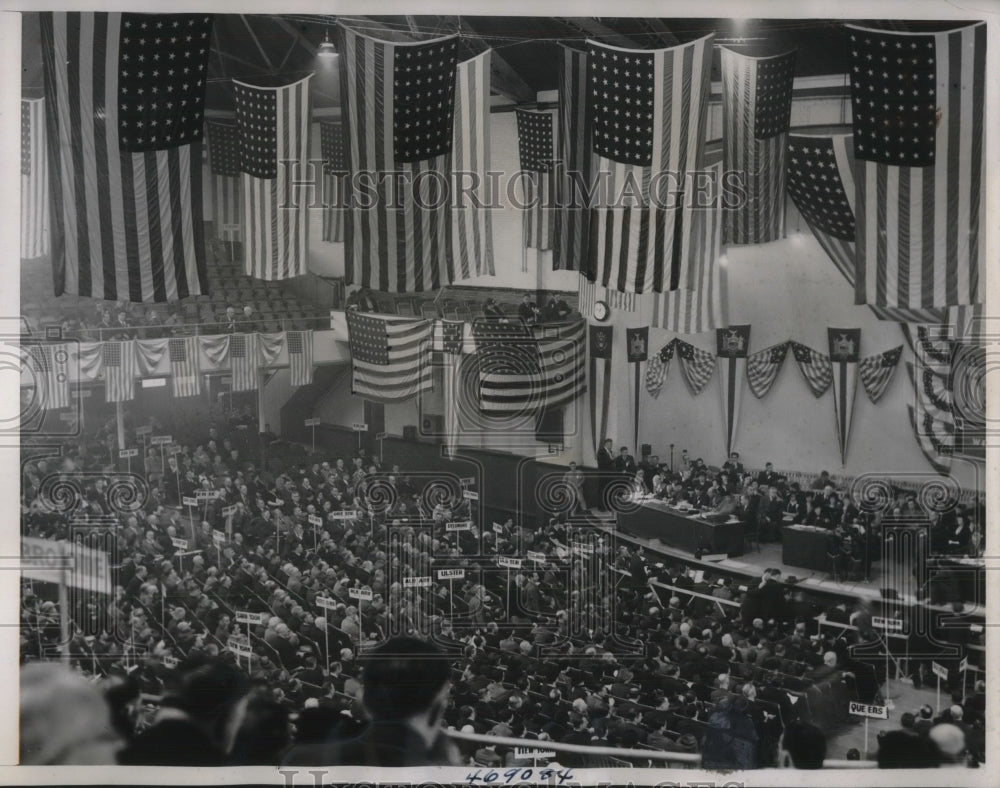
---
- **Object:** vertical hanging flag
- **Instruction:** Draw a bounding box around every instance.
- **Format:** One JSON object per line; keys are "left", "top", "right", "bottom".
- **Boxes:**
{"left": 207, "top": 121, "right": 243, "bottom": 245}
{"left": 716, "top": 325, "right": 751, "bottom": 457}
{"left": 586, "top": 35, "right": 714, "bottom": 294}
{"left": 169, "top": 337, "right": 201, "bottom": 397}
{"left": 436, "top": 319, "right": 467, "bottom": 457}
{"left": 849, "top": 24, "right": 985, "bottom": 311}
{"left": 651, "top": 160, "right": 727, "bottom": 334}
{"left": 745, "top": 341, "right": 789, "bottom": 399}
{"left": 102, "top": 341, "right": 136, "bottom": 403}
{"left": 859, "top": 345, "right": 902, "bottom": 404}
{"left": 790, "top": 341, "right": 833, "bottom": 398}
{"left": 346, "top": 312, "right": 433, "bottom": 403}
{"left": 40, "top": 12, "right": 212, "bottom": 302}
{"left": 233, "top": 75, "right": 311, "bottom": 281}
{"left": 828, "top": 328, "right": 861, "bottom": 464}
{"left": 675, "top": 340, "right": 716, "bottom": 395}
{"left": 451, "top": 50, "right": 495, "bottom": 279}
{"left": 516, "top": 110, "right": 556, "bottom": 252}
{"left": 589, "top": 324, "right": 613, "bottom": 457}
{"left": 645, "top": 339, "right": 676, "bottom": 399}
{"left": 720, "top": 49, "right": 795, "bottom": 245}
{"left": 626, "top": 327, "right": 649, "bottom": 455}
{"left": 553, "top": 45, "right": 591, "bottom": 272}
{"left": 21, "top": 97, "right": 48, "bottom": 259}
{"left": 785, "top": 133, "right": 947, "bottom": 325}
{"left": 287, "top": 330, "right": 314, "bottom": 386}
{"left": 28, "top": 343, "right": 69, "bottom": 410}
{"left": 906, "top": 327, "right": 955, "bottom": 474}
{"left": 229, "top": 333, "right": 259, "bottom": 392}
{"left": 320, "top": 121, "right": 346, "bottom": 244}
{"left": 337, "top": 26, "right": 460, "bottom": 292}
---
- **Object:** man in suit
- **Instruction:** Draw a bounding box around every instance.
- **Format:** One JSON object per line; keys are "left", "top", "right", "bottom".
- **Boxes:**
{"left": 756, "top": 462, "right": 780, "bottom": 488}
{"left": 283, "top": 636, "right": 458, "bottom": 766}
{"left": 517, "top": 293, "right": 540, "bottom": 324}
{"left": 614, "top": 446, "right": 637, "bottom": 477}
{"left": 722, "top": 452, "right": 744, "bottom": 476}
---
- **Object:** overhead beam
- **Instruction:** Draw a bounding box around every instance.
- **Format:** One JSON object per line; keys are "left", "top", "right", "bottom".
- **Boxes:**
{"left": 241, "top": 14, "right": 275, "bottom": 72}
{"left": 557, "top": 17, "right": 646, "bottom": 49}
{"left": 272, "top": 16, "right": 318, "bottom": 58}
{"left": 452, "top": 18, "right": 535, "bottom": 105}
{"left": 633, "top": 18, "right": 680, "bottom": 47}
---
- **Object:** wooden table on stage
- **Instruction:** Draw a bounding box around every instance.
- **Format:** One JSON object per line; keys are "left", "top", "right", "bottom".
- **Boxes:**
{"left": 617, "top": 500, "right": 744, "bottom": 557}
{"left": 781, "top": 524, "right": 830, "bottom": 572}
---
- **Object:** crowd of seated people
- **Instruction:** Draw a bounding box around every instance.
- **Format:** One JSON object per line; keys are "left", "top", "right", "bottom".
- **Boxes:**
{"left": 18, "top": 409, "right": 987, "bottom": 768}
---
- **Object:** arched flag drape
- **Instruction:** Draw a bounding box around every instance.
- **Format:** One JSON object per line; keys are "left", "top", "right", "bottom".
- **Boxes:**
{"left": 716, "top": 326, "right": 750, "bottom": 457}
{"left": 828, "top": 328, "right": 861, "bottom": 464}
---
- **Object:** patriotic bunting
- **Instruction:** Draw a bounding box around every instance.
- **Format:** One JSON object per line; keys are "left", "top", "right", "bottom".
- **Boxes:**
{"left": 790, "top": 341, "right": 833, "bottom": 398}
{"left": 849, "top": 24, "right": 985, "bottom": 311}
{"left": 346, "top": 312, "right": 434, "bottom": 404}
{"left": 169, "top": 337, "right": 201, "bottom": 398}
{"left": 828, "top": 328, "right": 861, "bottom": 464}
{"left": 716, "top": 326, "right": 750, "bottom": 456}
{"left": 234, "top": 74, "right": 312, "bottom": 281}
{"left": 721, "top": 49, "right": 795, "bottom": 244}
{"left": 859, "top": 345, "right": 903, "bottom": 404}
{"left": 745, "top": 341, "right": 789, "bottom": 399}
{"left": 675, "top": 340, "right": 716, "bottom": 395}
{"left": 40, "top": 13, "right": 211, "bottom": 302}
{"left": 645, "top": 340, "right": 676, "bottom": 399}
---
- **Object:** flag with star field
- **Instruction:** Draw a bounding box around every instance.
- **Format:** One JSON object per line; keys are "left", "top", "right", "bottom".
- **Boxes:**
{"left": 346, "top": 311, "right": 434, "bottom": 403}
{"left": 516, "top": 109, "right": 556, "bottom": 251}
{"left": 785, "top": 133, "right": 947, "bottom": 326}
{"left": 40, "top": 13, "right": 211, "bottom": 302}
{"left": 721, "top": 48, "right": 795, "bottom": 245}
{"left": 337, "top": 26, "right": 465, "bottom": 292}
{"left": 848, "top": 24, "right": 985, "bottom": 312}
{"left": 21, "top": 98, "right": 48, "bottom": 259}
{"left": 320, "top": 121, "right": 346, "bottom": 244}
{"left": 233, "top": 74, "right": 312, "bottom": 281}
{"left": 207, "top": 120, "right": 242, "bottom": 245}
{"left": 585, "top": 35, "right": 713, "bottom": 294}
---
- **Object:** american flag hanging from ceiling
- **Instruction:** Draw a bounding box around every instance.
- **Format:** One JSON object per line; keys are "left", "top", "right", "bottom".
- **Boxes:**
{"left": 40, "top": 13, "right": 212, "bottom": 302}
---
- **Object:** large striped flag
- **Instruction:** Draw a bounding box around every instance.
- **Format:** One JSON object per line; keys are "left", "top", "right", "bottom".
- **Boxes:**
{"left": 553, "top": 45, "right": 591, "bottom": 272}
{"left": 586, "top": 35, "right": 714, "bottom": 294}
{"left": 716, "top": 326, "right": 750, "bottom": 456}
{"left": 337, "top": 26, "right": 461, "bottom": 292}
{"left": 828, "top": 328, "right": 861, "bottom": 464}
{"left": 473, "top": 317, "right": 585, "bottom": 417}
{"left": 645, "top": 339, "right": 676, "bottom": 399}
{"left": 229, "top": 333, "right": 259, "bottom": 392}
{"left": 435, "top": 318, "right": 467, "bottom": 456}
{"left": 745, "top": 341, "right": 789, "bottom": 399}
{"left": 516, "top": 110, "right": 555, "bottom": 251}
{"left": 28, "top": 343, "right": 69, "bottom": 410}
{"left": 675, "top": 340, "right": 715, "bottom": 395}
{"left": 21, "top": 97, "right": 48, "bottom": 259}
{"left": 651, "top": 160, "right": 727, "bottom": 334}
{"left": 785, "top": 133, "right": 948, "bottom": 325}
{"left": 233, "top": 74, "right": 312, "bottom": 281}
{"left": 40, "top": 13, "right": 211, "bottom": 302}
{"left": 849, "top": 24, "right": 985, "bottom": 311}
{"left": 320, "top": 121, "right": 346, "bottom": 244}
{"left": 790, "top": 341, "right": 832, "bottom": 398}
{"left": 859, "top": 345, "right": 902, "bottom": 404}
{"left": 102, "top": 341, "right": 135, "bottom": 403}
{"left": 207, "top": 121, "right": 242, "bottom": 244}
{"left": 721, "top": 49, "right": 795, "bottom": 245}
{"left": 169, "top": 336, "right": 200, "bottom": 398}
{"left": 346, "top": 311, "right": 434, "bottom": 403}
{"left": 451, "top": 50, "right": 495, "bottom": 279}
{"left": 287, "top": 330, "right": 314, "bottom": 386}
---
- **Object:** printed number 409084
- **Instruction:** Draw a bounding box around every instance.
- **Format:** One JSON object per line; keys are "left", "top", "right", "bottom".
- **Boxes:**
{"left": 464, "top": 768, "right": 574, "bottom": 785}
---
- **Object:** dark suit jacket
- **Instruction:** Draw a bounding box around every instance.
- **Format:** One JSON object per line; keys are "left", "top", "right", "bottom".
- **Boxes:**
{"left": 282, "top": 720, "right": 454, "bottom": 767}
{"left": 597, "top": 448, "right": 615, "bottom": 471}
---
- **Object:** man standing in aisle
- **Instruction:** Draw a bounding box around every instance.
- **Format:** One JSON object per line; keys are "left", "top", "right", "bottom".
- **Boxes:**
{"left": 563, "top": 461, "right": 588, "bottom": 515}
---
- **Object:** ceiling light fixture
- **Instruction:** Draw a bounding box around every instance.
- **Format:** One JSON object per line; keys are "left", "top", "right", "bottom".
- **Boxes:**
{"left": 318, "top": 30, "right": 336, "bottom": 58}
